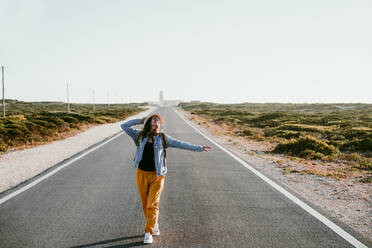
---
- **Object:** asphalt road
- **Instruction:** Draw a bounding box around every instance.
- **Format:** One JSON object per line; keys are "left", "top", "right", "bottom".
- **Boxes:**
{"left": 0, "top": 106, "right": 370, "bottom": 248}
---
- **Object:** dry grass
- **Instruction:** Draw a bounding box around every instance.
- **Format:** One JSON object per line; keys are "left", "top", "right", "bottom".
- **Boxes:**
{"left": 184, "top": 108, "right": 370, "bottom": 182}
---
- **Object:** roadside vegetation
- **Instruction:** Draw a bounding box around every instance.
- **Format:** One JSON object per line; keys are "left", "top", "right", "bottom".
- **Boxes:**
{"left": 0, "top": 99, "right": 147, "bottom": 154}
{"left": 179, "top": 102, "right": 372, "bottom": 180}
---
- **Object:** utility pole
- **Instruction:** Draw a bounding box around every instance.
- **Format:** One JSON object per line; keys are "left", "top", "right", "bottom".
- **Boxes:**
{"left": 107, "top": 91, "right": 110, "bottom": 110}
{"left": 66, "top": 83, "right": 70, "bottom": 112}
{"left": 92, "top": 89, "right": 95, "bottom": 112}
{"left": 2, "top": 66, "right": 5, "bottom": 118}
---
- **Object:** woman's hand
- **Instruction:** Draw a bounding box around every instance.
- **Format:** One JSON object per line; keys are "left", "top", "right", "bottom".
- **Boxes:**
{"left": 140, "top": 117, "right": 146, "bottom": 124}
{"left": 202, "top": 145, "right": 212, "bottom": 152}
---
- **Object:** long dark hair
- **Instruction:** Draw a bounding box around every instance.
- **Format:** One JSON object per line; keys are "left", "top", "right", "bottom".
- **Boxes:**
{"left": 136, "top": 113, "right": 163, "bottom": 145}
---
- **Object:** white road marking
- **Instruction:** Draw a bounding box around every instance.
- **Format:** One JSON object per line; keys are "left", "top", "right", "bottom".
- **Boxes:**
{"left": 173, "top": 107, "right": 368, "bottom": 248}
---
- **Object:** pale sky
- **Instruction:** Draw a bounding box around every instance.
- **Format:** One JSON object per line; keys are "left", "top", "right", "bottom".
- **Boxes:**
{"left": 1, "top": 0, "right": 371, "bottom": 104}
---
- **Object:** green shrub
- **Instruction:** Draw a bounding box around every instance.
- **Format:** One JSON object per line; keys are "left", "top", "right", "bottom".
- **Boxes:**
{"left": 338, "top": 152, "right": 363, "bottom": 163}
{"left": 340, "top": 137, "right": 372, "bottom": 153}
{"left": 356, "top": 159, "right": 372, "bottom": 170}
{"left": 242, "top": 129, "right": 253, "bottom": 136}
{"left": 59, "top": 116, "right": 78, "bottom": 123}
{"left": 37, "top": 115, "right": 64, "bottom": 126}
{"left": 0, "top": 142, "right": 8, "bottom": 152}
{"left": 212, "top": 116, "right": 226, "bottom": 122}
{"left": 4, "top": 125, "right": 26, "bottom": 140}
{"left": 33, "top": 119, "right": 57, "bottom": 129}
{"left": 249, "top": 113, "right": 288, "bottom": 128}
{"left": 278, "top": 124, "right": 326, "bottom": 133}
{"left": 342, "top": 129, "right": 370, "bottom": 140}
{"left": 69, "top": 123, "right": 80, "bottom": 129}
{"left": 264, "top": 129, "right": 301, "bottom": 139}
{"left": 273, "top": 136, "right": 337, "bottom": 159}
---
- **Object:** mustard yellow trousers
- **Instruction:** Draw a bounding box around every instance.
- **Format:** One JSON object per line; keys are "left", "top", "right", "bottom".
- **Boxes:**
{"left": 136, "top": 168, "right": 165, "bottom": 234}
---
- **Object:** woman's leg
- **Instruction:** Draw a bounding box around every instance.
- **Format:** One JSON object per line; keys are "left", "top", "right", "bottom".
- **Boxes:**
{"left": 136, "top": 169, "right": 150, "bottom": 217}
{"left": 145, "top": 175, "right": 165, "bottom": 234}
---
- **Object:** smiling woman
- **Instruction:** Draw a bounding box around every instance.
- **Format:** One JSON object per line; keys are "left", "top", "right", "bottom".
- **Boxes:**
{"left": 136, "top": 114, "right": 163, "bottom": 146}
{"left": 120, "top": 113, "right": 211, "bottom": 244}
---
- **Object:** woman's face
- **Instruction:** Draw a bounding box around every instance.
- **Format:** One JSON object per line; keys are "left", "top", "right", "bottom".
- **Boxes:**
{"left": 150, "top": 117, "right": 161, "bottom": 133}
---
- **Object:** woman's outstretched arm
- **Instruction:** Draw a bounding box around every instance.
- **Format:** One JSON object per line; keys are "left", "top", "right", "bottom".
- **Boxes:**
{"left": 120, "top": 118, "right": 144, "bottom": 144}
{"left": 165, "top": 134, "right": 211, "bottom": 152}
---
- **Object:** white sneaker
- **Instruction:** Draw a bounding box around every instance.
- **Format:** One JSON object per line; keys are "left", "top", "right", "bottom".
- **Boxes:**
{"left": 144, "top": 232, "right": 153, "bottom": 244}
{"left": 153, "top": 222, "right": 160, "bottom": 236}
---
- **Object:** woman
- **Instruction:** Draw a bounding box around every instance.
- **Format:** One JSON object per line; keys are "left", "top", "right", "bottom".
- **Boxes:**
{"left": 121, "top": 113, "right": 211, "bottom": 244}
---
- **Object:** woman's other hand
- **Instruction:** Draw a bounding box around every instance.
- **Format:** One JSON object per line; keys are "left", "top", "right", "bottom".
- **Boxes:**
{"left": 202, "top": 146, "right": 212, "bottom": 152}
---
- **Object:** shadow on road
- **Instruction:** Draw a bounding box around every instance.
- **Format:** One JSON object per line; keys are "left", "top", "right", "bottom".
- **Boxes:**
{"left": 69, "top": 235, "right": 145, "bottom": 248}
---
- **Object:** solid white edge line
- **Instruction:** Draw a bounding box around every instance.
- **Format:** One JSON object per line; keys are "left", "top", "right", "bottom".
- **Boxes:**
{"left": 0, "top": 131, "right": 125, "bottom": 206}
{"left": 173, "top": 107, "right": 368, "bottom": 248}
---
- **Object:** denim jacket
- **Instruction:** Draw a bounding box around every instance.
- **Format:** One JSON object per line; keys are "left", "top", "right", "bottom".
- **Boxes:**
{"left": 120, "top": 118, "right": 204, "bottom": 177}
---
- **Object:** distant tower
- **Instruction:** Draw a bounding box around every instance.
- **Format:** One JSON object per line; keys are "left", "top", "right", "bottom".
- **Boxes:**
{"left": 159, "top": 90, "right": 164, "bottom": 106}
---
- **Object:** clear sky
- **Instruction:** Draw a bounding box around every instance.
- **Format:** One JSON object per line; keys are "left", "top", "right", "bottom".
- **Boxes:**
{"left": 1, "top": 0, "right": 371, "bottom": 104}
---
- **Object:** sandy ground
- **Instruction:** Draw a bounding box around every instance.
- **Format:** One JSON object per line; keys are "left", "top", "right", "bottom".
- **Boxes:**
{"left": 175, "top": 108, "right": 371, "bottom": 241}
{"left": 0, "top": 106, "right": 156, "bottom": 194}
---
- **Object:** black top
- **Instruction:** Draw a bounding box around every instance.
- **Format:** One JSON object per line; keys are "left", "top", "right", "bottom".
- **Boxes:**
{"left": 138, "top": 141, "right": 156, "bottom": 171}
